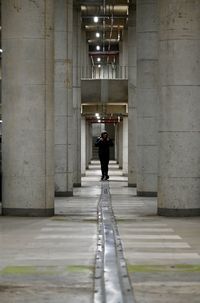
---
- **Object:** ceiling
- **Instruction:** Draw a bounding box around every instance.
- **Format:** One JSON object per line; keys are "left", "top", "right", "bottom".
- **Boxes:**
{"left": 76, "top": 0, "right": 136, "bottom": 121}
{"left": 77, "top": 0, "right": 136, "bottom": 66}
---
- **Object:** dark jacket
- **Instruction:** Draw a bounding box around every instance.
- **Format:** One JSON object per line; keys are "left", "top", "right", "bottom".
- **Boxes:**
{"left": 95, "top": 137, "right": 113, "bottom": 159}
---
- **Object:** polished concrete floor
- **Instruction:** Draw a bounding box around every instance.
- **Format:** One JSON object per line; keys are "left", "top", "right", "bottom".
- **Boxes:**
{"left": 0, "top": 161, "right": 200, "bottom": 302}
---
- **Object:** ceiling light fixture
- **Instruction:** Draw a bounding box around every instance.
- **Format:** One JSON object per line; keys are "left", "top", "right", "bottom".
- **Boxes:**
{"left": 97, "top": 57, "right": 101, "bottom": 62}
{"left": 98, "top": 64, "right": 101, "bottom": 68}
{"left": 96, "top": 45, "right": 100, "bottom": 51}
{"left": 94, "top": 16, "right": 99, "bottom": 23}
{"left": 96, "top": 32, "right": 100, "bottom": 38}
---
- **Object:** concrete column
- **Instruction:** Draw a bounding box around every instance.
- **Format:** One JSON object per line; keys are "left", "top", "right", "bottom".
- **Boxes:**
{"left": 122, "top": 30, "right": 128, "bottom": 67}
{"left": 73, "top": 6, "right": 81, "bottom": 187}
{"left": 123, "top": 117, "right": 128, "bottom": 175}
{"left": 115, "top": 124, "right": 118, "bottom": 161}
{"left": 136, "top": 0, "right": 158, "bottom": 196}
{"left": 54, "top": 0, "right": 73, "bottom": 196}
{"left": 118, "top": 122, "right": 123, "bottom": 169}
{"left": 81, "top": 31, "right": 90, "bottom": 78}
{"left": 81, "top": 117, "right": 86, "bottom": 176}
{"left": 128, "top": 2, "right": 137, "bottom": 187}
{"left": 119, "top": 39, "right": 123, "bottom": 66}
{"left": 86, "top": 122, "right": 92, "bottom": 167}
{"left": 119, "top": 30, "right": 128, "bottom": 66}
{"left": 81, "top": 30, "right": 86, "bottom": 77}
{"left": 2, "top": 0, "right": 54, "bottom": 216}
{"left": 119, "top": 29, "right": 128, "bottom": 78}
{"left": 89, "top": 124, "right": 93, "bottom": 163}
{"left": 158, "top": 0, "right": 200, "bottom": 216}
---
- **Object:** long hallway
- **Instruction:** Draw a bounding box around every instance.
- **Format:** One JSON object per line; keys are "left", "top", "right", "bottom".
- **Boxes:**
{"left": 1, "top": 162, "right": 200, "bottom": 302}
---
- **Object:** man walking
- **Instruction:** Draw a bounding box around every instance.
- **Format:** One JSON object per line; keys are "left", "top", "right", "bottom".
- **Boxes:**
{"left": 95, "top": 131, "right": 113, "bottom": 181}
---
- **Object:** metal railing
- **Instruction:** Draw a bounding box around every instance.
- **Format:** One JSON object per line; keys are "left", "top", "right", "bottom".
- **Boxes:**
{"left": 81, "top": 65, "right": 128, "bottom": 80}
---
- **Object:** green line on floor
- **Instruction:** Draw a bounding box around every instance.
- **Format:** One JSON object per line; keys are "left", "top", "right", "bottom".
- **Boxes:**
{"left": 1, "top": 266, "right": 59, "bottom": 275}
{"left": 127, "top": 264, "right": 200, "bottom": 273}
{"left": 66, "top": 265, "right": 94, "bottom": 273}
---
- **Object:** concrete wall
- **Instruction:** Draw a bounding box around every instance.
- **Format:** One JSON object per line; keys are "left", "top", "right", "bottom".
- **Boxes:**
{"left": 54, "top": 0, "right": 73, "bottom": 197}
{"left": 128, "top": 2, "right": 137, "bottom": 187}
{"left": 118, "top": 122, "right": 123, "bottom": 169}
{"left": 157, "top": 0, "right": 200, "bottom": 216}
{"left": 136, "top": 0, "right": 158, "bottom": 196}
{"left": 81, "top": 117, "right": 86, "bottom": 176}
{"left": 2, "top": 0, "right": 54, "bottom": 216}
{"left": 73, "top": 5, "right": 81, "bottom": 187}
{"left": 81, "top": 80, "right": 128, "bottom": 103}
{"left": 123, "top": 117, "right": 128, "bottom": 175}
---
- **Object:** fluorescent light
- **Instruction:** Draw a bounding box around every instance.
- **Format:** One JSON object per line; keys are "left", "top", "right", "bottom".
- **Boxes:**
{"left": 94, "top": 16, "right": 99, "bottom": 23}
{"left": 97, "top": 57, "right": 101, "bottom": 62}
{"left": 96, "top": 45, "right": 100, "bottom": 51}
{"left": 96, "top": 32, "right": 100, "bottom": 38}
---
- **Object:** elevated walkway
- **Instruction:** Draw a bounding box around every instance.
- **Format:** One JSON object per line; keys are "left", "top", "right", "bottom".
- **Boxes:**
{"left": 0, "top": 162, "right": 200, "bottom": 302}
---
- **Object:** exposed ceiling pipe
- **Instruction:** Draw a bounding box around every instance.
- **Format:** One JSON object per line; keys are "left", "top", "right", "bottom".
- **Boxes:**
{"left": 102, "top": 0, "right": 106, "bottom": 53}
{"left": 107, "top": 1, "right": 114, "bottom": 63}
{"left": 88, "top": 39, "right": 119, "bottom": 44}
{"left": 89, "top": 51, "right": 119, "bottom": 55}
{"left": 81, "top": 0, "right": 130, "bottom": 65}
{"left": 81, "top": 5, "right": 128, "bottom": 16}
{"left": 82, "top": 15, "right": 128, "bottom": 19}
{"left": 84, "top": 24, "right": 124, "bottom": 31}
{"left": 91, "top": 55, "right": 94, "bottom": 66}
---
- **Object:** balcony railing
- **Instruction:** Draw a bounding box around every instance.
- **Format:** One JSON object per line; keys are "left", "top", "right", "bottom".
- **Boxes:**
{"left": 81, "top": 65, "right": 128, "bottom": 80}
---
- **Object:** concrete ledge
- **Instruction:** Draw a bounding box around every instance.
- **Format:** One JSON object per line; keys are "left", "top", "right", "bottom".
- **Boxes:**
{"left": 2, "top": 208, "right": 54, "bottom": 217}
{"left": 55, "top": 191, "right": 73, "bottom": 197}
{"left": 137, "top": 191, "right": 157, "bottom": 197}
{"left": 158, "top": 208, "right": 200, "bottom": 217}
{"left": 73, "top": 183, "right": 81, "bottom": 187}
{"left": 128, "top": 183, "right": 136, "bottom": 187}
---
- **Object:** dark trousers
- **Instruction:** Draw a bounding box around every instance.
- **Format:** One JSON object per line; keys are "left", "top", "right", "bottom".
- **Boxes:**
{"left": 100, "top": 156, "right": 109, "bottom": 177}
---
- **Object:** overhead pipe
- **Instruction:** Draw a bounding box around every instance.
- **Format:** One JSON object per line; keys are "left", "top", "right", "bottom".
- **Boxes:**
{"left": 81, "top": 5, "right": 128, "bottom": 16}
{"left": 89, "top": 51, "right": 119, "bottom": 55}
{"left": 107, "top": 1, "right": 114, "bottom": 63}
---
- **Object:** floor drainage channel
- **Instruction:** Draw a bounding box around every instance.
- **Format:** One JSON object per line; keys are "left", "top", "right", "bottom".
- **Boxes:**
{"left": 94, "top": 182, "right": 135, "bottom": 303}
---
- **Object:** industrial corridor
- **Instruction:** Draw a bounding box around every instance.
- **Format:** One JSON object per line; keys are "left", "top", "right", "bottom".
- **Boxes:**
{"left": 1, "top": 161, "right": 200, "bottom": 303}
{"left": 0, "top": 1, "right": 200, "bottom": 302}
